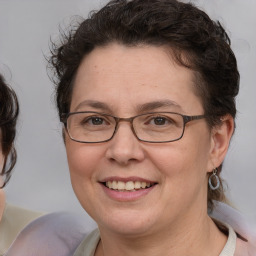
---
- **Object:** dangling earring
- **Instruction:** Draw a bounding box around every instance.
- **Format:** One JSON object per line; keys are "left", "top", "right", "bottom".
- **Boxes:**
{"left": 208, "top": 168, "right": 220, "bottom": 190}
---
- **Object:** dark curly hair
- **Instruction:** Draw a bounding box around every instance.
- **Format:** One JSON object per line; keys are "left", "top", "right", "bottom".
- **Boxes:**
{"left": 48, "top": 0, "right": 239, "bottom": 210}
{"left": 0, "top": 74, "right": 19, "bottom": 188}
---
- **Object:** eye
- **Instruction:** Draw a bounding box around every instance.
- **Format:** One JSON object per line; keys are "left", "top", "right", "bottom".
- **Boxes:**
{"left": 152, "top": 117, "right": 169, "bottom": 125}
{"left": 147, "top": 116, "right": 174, "bottom": 126}
{"left": 81, "top": 115, "right": 111, "bottom": 126}
{"left": 88, "top": 116, "right": 104, "bottom": 125}
{"left": 68, "top": 113, "right": 114, "bottom": 133}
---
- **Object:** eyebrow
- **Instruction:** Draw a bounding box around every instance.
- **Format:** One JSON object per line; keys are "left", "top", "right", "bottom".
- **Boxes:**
{"left": 136, "top": 100, "right": 183, "bottom": 113}
{"left": 74, "top": 100, "right": 112, "bottom": 112}
{"left": 73, "top": 99, "right": 183, "bottom": 113}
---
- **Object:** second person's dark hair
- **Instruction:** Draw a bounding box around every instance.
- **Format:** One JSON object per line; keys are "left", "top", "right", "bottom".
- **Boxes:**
{"left": 0, "top": 74, "right": 19, "bottom": 188}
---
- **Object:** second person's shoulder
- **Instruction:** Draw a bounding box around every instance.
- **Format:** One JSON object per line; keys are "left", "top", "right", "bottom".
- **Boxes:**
{"left": 5, "top": 211, "right": 95, "bottom": 256}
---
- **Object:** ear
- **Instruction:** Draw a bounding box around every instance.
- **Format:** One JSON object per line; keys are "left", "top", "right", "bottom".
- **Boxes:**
{"left": 207, "top": 115, "right": 234, "bottom": 172}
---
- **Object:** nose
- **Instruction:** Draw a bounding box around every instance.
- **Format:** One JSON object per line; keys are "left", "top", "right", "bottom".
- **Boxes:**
{"left": 105, "top": 122, "right": 145, "bottom": 165}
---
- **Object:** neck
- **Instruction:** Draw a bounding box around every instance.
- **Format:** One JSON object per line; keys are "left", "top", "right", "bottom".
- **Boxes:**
{"left": 96, "top": 210, "right": 227, "bottom": 256}
{"left": 0, "top": 190, "right": 6, "bottom": 222}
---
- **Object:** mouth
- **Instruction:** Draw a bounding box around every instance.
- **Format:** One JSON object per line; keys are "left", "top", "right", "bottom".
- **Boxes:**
{"left": 103, "top": 180, "right": 157, "bottom": 192}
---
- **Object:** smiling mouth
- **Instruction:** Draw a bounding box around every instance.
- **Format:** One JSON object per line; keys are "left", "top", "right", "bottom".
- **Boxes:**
{"left": 104, "top": 180, "right": 156, "bottom": 191}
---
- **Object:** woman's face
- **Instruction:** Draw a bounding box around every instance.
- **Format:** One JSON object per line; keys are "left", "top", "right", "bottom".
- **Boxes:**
{"left": 65, "top": 43, "right": 220, "bottom": 236}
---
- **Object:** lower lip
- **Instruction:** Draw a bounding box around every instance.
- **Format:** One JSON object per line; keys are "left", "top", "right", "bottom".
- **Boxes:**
{"left": 100, "top": 183, "right": 156, "bottom": 201}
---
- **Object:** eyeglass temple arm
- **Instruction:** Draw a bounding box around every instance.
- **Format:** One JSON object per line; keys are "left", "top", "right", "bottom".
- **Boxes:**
{"left": 183, "top": 114, "right": 205, "bottom": 124}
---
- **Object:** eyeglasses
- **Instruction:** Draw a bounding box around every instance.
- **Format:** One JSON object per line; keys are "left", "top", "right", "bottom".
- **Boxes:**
{"left": 61, "top": 111, "right": 205, "bottom": 143}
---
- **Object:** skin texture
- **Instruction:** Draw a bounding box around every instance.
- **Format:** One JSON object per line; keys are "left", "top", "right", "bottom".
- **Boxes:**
{"left": 65, "top": 43, "right": 234, "bottom": 255}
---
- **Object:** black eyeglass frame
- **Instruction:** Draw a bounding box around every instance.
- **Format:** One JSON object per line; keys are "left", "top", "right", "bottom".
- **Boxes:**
{"left": 60, "top": 111, "right": 206, "bottom": 144}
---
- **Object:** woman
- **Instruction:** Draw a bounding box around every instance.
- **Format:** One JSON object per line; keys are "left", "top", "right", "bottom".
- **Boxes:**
{"left": 0, "top": 74, "right": 43, "bottom": 255}
{"left": 0, "top": 73, "right": 90, "bottom": 256}
{"left": 46, "top": 0, "right": 255, "bottom": 255}
{"left": 6, "top": 0, "right": 255, "bottom": 255}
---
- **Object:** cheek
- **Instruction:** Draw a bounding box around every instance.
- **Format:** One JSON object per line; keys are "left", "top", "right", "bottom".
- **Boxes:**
{"left": 147, "top": 136, "right": 211, "bottom": 213}
{"left": 146, "top": 134, "right": 211, "bottom": 183}
{"left": 65, "top": 141, "right": 105, "bottom": 214}
{"left": 66, "top": 142, "right": 104, "bottom": 179}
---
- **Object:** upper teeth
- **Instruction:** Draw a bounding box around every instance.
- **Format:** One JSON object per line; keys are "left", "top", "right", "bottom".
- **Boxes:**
{"left": 106, "top": 181, "right": 152, "bottom": 191}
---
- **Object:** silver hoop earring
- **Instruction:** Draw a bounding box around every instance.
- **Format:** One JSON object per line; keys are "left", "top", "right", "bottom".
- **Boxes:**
{"left": 208, "top": 168, "right": 220, "bottom": 190}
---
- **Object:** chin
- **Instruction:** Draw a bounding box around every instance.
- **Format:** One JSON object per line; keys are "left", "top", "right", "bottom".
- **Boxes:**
{"left": 95, "top": 208, "right": 160, "bottom": 236}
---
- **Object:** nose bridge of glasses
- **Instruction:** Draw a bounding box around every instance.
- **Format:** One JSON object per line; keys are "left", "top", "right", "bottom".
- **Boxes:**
{"left": 116, "top": 116, "right": 134, "bottom": 124}
{"left": 114, "top": 116, "right": 137, "bottom": 137}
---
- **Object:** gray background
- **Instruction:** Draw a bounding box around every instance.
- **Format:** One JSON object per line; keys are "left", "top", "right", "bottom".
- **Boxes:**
{"left": 0, "top": 0, "right": 255, "bottom": 225}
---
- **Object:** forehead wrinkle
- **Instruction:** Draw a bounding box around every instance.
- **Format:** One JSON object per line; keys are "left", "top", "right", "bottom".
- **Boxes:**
{"left": 136, "top": 100, "right": 183, "bottom": 113}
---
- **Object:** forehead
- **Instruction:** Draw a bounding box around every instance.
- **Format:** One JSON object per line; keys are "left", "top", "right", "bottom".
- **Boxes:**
{"left": 75, "top": 43, "right": 190, "bottom": 81}
{"left": 71, "top": 43, "right": 203, "bottom": 114}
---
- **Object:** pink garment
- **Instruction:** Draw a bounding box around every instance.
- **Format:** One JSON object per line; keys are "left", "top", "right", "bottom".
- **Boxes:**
{"left": 211, "top": 201, "right": 256, "bottom": 256}
{"left": 5, "top": 202, "right": 256, "bottom": 256}
{"left": 5, "top": 212, "right": 94, "bottom": 256}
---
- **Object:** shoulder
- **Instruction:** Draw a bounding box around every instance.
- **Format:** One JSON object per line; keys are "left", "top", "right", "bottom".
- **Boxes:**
{"left": 73, "top": 229, "right": 100, "bottom": 256}
{"left": 1, "top": 203, "right": 44, "bottom": 232}
{"left": 0, "top": 204, "right": 44, "bottom": 255}
{"left": 234, "top": 237, "right": 250, "bottom": 256}
{"left": 6, "top": 212, "right": 95, "bottom": 256}
{"left": 4, "top": 203, "right": 43, "bottom": 219}
{"left": 211, "top": 201, "right": 256, "bottom": 256}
